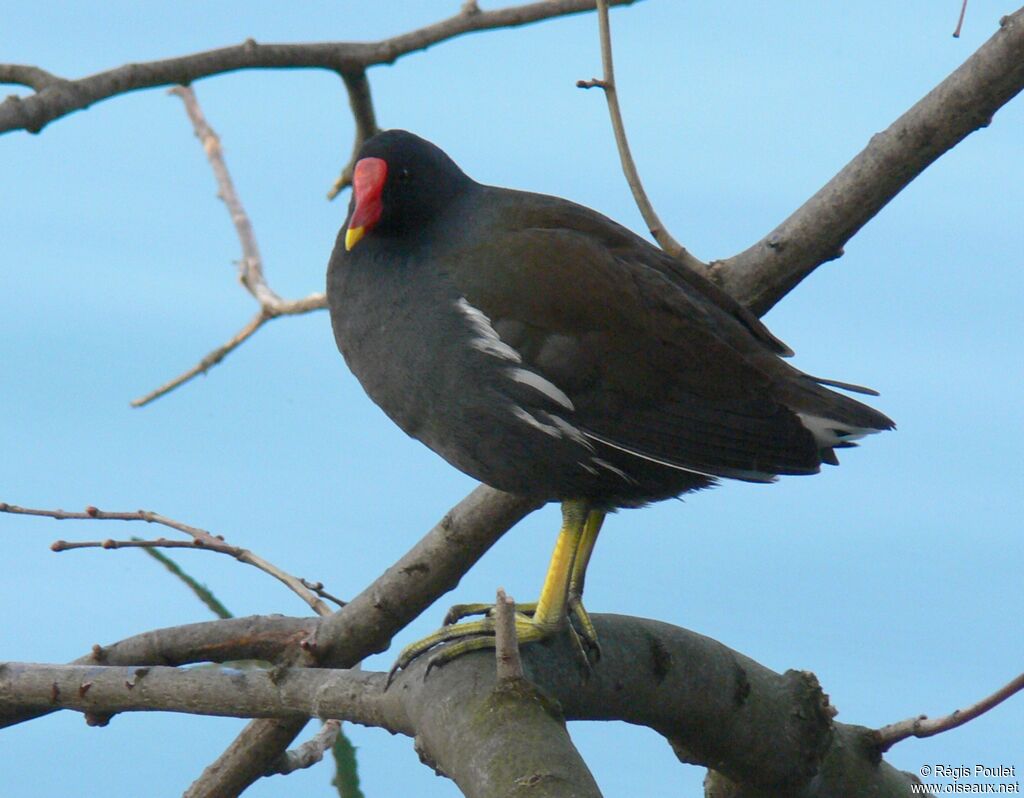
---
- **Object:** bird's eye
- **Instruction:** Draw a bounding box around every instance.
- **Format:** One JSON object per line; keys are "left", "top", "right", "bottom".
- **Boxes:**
{"left": 398, "top": 168, "right": 412, "bottom": 183}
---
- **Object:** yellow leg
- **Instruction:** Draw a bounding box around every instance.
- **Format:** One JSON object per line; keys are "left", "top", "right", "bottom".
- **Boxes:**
{"left": 532, "top": 499, "right": 590, "bottom": 628}
{"left": 388, "top": 499, "right": 591, "bottom": 682}
{"left": 566, "top": 510, "right": 605, "bottom": 654}
{"left": 445, "top": 509, "right": 606, "bottom": 621}
{"left": 570, "top": 510, "right": 605, "bottom": 599}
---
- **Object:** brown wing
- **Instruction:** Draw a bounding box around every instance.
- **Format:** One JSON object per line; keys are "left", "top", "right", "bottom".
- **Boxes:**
{"left": 442, "top": 192, "right": 822, "bottom": 481}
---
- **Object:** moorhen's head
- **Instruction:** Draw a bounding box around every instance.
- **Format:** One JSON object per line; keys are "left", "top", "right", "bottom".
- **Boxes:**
{"left": 344, "top": 129, "right": 473, "bottom": 251}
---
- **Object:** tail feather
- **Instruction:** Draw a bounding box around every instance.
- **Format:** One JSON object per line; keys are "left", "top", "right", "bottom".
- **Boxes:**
{"left": 784, "top": 373, "right": 895, "bottom": 458}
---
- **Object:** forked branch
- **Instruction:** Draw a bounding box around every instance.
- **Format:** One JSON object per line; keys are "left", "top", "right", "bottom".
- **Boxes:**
{"left": 130, "top": 87, "right": 326, "bottom": 408}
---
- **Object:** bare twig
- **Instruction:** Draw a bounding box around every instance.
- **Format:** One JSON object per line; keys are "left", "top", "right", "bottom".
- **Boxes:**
{"left": 577, "top": 0, "right": 705, "bottom": 272}
{"left": 299, "top": 579, "right": 347, "bottom": 609}
{"left": 327, "top": 70, "right": 381, "bottom": 200}
{"left": 169, "top": 86, "right": 274, "bottom": 305}
{"left": 52, "top": 538, "right": 207, "bottom": 552}
{"left": 493, "top": 588, "right": 523, "bottom": 682}
{"left": 130, "top": 309, "right": 270, "bottom": 407}
{"left": 873, "top": 671, "right": 1024, "bottom": 752}
{"left": 268, "top": 720, "right": 342, "bottom": 775}
{"left": 954, "top": 0, "right": 970, "bottom": 37}
{"left": 0, "top": 502, "right": 334, "bottom": 617}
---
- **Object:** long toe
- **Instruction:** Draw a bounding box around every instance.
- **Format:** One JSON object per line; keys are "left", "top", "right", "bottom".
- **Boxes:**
{"left": 387, "top": 612, "right": 561, "bottom": 685}
{"left": 568, "top": 595, "right": 601, "bottom": 662}
{"left": 443, "top": 601, "right": 539, "bottom": 625}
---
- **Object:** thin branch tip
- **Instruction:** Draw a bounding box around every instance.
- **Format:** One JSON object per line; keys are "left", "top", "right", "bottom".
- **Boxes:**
{"left": 874, "top": 671, "right": 1024, "bottom": 751}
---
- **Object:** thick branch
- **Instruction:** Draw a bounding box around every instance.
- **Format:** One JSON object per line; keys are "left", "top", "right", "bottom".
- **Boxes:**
{"left": 310, "top": 486, "right": 541, "bottom": 667}
{"left": 2, "top": 614, "right": 926, "bottom": 798}
{"left": 0, "top": 0, "right": 638, "bottom": 135}
{"left": 711, "top": 7, "right": 1024, "bottom": 315}
{"left": 186, "top": 720, "right": 310, "bottom": 798}
{"left": 5, "top": 5, "right": 1022, "bottom": 795}
{"left": 0, "top": 615, "right": 317, "bottom": 729}
{"left": 0, "top": 65, "right": 60, "bottom": 91}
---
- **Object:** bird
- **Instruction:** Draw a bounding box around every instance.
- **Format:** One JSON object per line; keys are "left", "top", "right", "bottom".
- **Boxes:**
{"left": 326, "top": 129, "right": 893, "bottom": 677}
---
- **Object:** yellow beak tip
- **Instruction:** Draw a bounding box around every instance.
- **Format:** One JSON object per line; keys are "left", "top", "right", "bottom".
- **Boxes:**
{"left": 345, "top": 226, "right": 366, "bottom": 251}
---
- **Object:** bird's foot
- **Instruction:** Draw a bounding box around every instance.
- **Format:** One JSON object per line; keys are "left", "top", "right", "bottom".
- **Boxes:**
{"left": 444, "top": 596, "right": 601, "bottom": 661}
{"left": 386, "top": 611, "right": 559, "bottom": 686}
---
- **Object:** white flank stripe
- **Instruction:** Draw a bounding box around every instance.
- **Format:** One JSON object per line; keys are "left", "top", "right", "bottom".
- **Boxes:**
{"left": 541, "top": 412, "right": 591, "bottom": 448}
{"left": 454, "top": 298, "right": 522, "bottom": 363}
{"left": 511, "top": 406, "right": 563, "bottom": 439}
{"left": 591, "top": 457, "right": 636, "bottom": 484}
{"left": 508, "top": 367, "right": 575, "bottom": 411}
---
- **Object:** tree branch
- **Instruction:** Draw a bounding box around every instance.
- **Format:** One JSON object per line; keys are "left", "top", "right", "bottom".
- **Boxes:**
{"left": 0, "top": 0, "right": 639, "bottom": 136}
{"left": 873, "top": 671, "right": 1024, "bottom": 752}
{"left": 0, "top": 615, "right": 318, "bottom": 729}
{"left": 309, "top": 487, "right": 542, "bottom": 667}
{"left": 0, "top": 64, "right": 60, "bottom": 91}
{"left": 0, "top": 502, "right": 336, "bottom": 617}
{"left": 6, "top": 4, "right": 1023, "bottom": 795}
{"left": 577, "top": 0, "right": 704, "bottom": 271}
{"left": 169, "top": 86, "right": 275, "bottom": 306}
{"left": 267, "top": 719, "right": 341, "bottom": 775}
{"left": 185, "top": 485, "right": 540, "bottom": 798}
{"left": 1, "top": 614, "right": 929, "bottom": 798}
{"left": 130, "top": 86, "right": 326, "bottom": 408}
{"left": 710, "top": 7, "right": 1024, "bottom": 316}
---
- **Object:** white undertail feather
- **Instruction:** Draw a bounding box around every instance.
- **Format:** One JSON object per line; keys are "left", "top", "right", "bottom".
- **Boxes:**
{"left": 796, "top": 413, "right": 879, "bottom": 448}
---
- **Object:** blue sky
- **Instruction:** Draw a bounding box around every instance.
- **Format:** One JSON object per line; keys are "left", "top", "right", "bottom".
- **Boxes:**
{"left": 2, "top": 2, "right": 1022, "bottom": 796}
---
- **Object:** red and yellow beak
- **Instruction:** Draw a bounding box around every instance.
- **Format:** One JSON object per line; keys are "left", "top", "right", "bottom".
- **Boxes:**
{"left": 345, "top": 157, "right": 388, "bottom": 251}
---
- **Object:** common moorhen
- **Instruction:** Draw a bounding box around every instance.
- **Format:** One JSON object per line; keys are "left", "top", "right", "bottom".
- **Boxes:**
{"left": 327, "top": 129, "right": 893, "bottom": 676}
